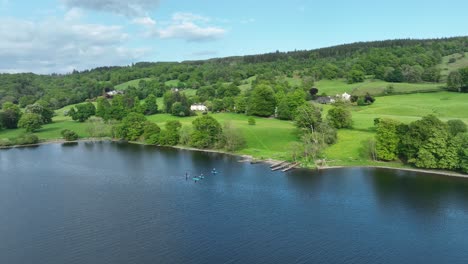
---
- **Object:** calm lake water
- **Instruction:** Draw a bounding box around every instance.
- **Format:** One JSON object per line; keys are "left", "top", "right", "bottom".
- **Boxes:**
{"left": 1, "top": 142, "right": 468, "bottom": 264}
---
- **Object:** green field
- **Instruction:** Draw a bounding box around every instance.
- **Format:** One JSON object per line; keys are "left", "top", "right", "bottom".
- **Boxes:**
{"left": 115, "top": 78, "right": 152, "bottom": 90}
{"left": 147, "top": 113, "right": 297, "bottom": 160}
{"left": 2, "top": 91, "right": 467, "bottom": 166}
{"left": 323, "top": 92, "right": 468, "bottom": 166}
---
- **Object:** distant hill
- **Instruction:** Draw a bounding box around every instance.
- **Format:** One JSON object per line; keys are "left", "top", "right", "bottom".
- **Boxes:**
{"left": 1, "top": 36, "right": 467, "bottom": 108}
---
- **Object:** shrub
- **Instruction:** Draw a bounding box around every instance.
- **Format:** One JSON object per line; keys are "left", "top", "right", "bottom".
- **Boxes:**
{"left": 248, "top": 117, "right": 256, "bottom": 125}
{"left": 61, "top": 129, "right": 79, "bottom": 141}
{"left": 0, "top": 138, "right": 14, "bottom": 147}
{"left": 15, "top": 133, "right": 39, "bottom": 145}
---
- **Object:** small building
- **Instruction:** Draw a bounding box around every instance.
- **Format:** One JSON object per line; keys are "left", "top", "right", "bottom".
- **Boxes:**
{"left": 105, "top": 90, "right": 124, "bottom": 98}
{"left": 339, "top": 92, "right": 351, "bottom": 101}
{"left": 316, "top": 96, "right": 336, "bottom": 104}
{"left": 190, "top": 104, "right": 208, "bottom": 112}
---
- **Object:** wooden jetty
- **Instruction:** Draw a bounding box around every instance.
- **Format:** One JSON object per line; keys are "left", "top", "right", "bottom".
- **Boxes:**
{"left": 271, "top": 162, "right": 290, "bottom": 171}
{"left": 270, "top": 161, "right": 286, "bottom": 168}
{"left": 281, "top": 162, "right": 300, "bottom": 172}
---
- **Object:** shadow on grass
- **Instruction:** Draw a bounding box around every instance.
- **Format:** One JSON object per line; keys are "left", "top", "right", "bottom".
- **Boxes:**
{"left": 38, "top": 126, "right": 61, "bottom": 133}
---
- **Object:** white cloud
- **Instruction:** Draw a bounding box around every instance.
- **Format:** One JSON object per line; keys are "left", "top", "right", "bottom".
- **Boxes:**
{"left": 0, "top": 17, "right": 149, "bottom": 73}
{"left": 64, "top": 7, "right": 85, "bottom": 21}
{"left": 63, "top": 0, "right": 160, "bottom": 17}
{"left": 132, "top": 16, "right": 156, "bottom": 27}
{"left": 148, "top": 12, "right": 226, "bottom": 42}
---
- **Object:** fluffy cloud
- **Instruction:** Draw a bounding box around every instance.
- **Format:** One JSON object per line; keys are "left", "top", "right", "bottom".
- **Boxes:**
{"left": 63, "top": 0, "right": 160, "bottom": 17}
{"left": 132, "top": 16, "right": 156, "bottom": 27}
{"left": 152, "top": 12, "right": 226, "bottom": 42}
{"left": 0, "top": 17, "right": 149, "bottom": 73}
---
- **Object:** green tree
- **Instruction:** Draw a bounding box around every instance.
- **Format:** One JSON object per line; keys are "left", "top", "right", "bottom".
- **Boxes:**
{"left": 115, "top": 112, "right": 147, "bottom": 141}
{"left": 190, "top": 115, "right": 223, "bottom": 149}
{"left": 399, "top": 115, "right": 454, "bottom": 169}
{"left": 159, "top": 120, "right": 182, "bottom": 146}
{"left": 375, "top": 119, "right": 401, "bottom": 161}
{"left": 447, "top": 71, "right": 462, "bottom": 92}
{"left": 1, "top": 102, "right": 22, "bottom": 128}
{"left": 18, "top": 113, "right": 43, "bottom": 132}
{"left": 456, "top": 133, "right": 468, "bottom": 173}
{"left": 294, "top": 103, "right": 322, "bottom": 132}
{"left": 277, "top": 90, "right": 306, "bottom": 120}
{"left": 71, "top": 102, "right": 96, "bottom": 122}
{"left": 447, "top": 119, "right": 467, "bottom": 136}
{"left": 96, "top": 97, "right": 111, "bottom": 120}
{"left": 459, "top": 67, "right": 468, "bottom": 92}
{"left": 327, "top": 106, "right": 352, "bottom": 129}
{"left": 108, "top": 94, "right": 127, "bottom": 120}
{"left": 24, "top": 102, "right": 53, "bottom": 124}
{"left": 143, "top": 121, "right": 161, "bottom": 144}
{"left": 248, "top": 85, "right": 276, "bottom": 117}
{"left": 347, "top": 69, "right": 365, "bottom": 84}
{"left": 144, "top": 94, "right": 158, "bottom": 115}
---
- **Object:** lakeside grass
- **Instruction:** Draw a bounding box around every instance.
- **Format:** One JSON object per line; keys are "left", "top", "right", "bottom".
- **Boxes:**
{"left": 2, "top": 91, "right": 467, "bottom": 167}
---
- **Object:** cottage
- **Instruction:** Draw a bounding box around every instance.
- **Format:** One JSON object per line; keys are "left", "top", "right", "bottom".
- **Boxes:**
{"left": 105, "top": 90, "right": 124, "bottom": 98}
{"left": 316, "top": 96, "right": 336, "bottom": 104}
{"left": 190, "top": 104, "right": 208, "bottom": 111}
{"left": 339, "top": 92, "right": 351, "bottom": 101}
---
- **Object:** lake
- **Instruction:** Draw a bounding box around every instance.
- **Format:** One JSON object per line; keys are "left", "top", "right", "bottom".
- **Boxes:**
{"left": 1, "top": 142, "right": 468, "bottom": 263}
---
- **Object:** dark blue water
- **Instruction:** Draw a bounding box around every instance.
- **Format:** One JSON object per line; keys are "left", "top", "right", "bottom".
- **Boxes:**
{"left": 1, "top": 142, "right": 468, "bottom": 263}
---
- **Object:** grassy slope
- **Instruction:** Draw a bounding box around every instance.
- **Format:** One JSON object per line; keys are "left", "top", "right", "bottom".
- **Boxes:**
{"left": 284, "top": 78, "right": 444, "bottom": 96}
{"left": 324, "top": 92, "right": 468, "bottom": 166}
{"left": 115, "top": 78, "right": 152, "bottom": 90}
{"left": 439, "top": 52, "right": 468, "bottom": 80}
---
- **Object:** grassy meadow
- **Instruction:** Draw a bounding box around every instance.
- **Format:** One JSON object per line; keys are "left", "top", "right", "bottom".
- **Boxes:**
{"left": 2, "top": 81, "right": 467, "bottom": 167}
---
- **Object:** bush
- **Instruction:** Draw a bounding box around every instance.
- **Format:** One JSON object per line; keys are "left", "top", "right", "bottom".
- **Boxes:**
{"left": 0, "top": 138, "right": 14, "bottom": 147}
{"left": 15, "top": 133, "right": 39, "bottom": 145}
{"left": 248, "top": 117, "right": 256, "bottom": 125}
{"left": 61, "top": 129, "right": 79, "bottom": 141}
{"left": 357, "top": 98, "right": 366, "bottom": 106}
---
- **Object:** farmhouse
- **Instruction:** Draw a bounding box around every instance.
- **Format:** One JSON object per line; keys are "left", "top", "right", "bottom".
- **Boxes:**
{"left": 316, "top": 96, "right": 336, "bottom": 104}
{"left": 105, "top": 90, "right": 124, "bottom": 98}
{"left": 338, "top": 92, "right": 351, "bottom": 101}
{"left": 190, "top": 104, "right": 208, "bottom": 111}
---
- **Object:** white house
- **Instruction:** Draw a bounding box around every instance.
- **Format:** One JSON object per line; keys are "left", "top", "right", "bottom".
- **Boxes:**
{"left": 105, "top": 90, "right": 124, "bottom": 97}
{"left": 341, "top": 92, "right": 351, "bottom": 101}
{"left": 336, "top": 92, "right": 351, "bottom": 101}
{"left": 190, "top": 104, "right": 208, "bottom": 111}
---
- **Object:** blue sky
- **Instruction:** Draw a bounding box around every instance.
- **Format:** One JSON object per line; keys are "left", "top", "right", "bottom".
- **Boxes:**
{"left": 0, "top": 0, "right": 467, "bottom": 73}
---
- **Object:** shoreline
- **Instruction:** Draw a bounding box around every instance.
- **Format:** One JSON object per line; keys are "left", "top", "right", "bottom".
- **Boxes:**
{"left": 317, "top": 165, "right": 468, "bottom": 179}
{"left": 1, "top": 138, "right": 467, "bottom": 178}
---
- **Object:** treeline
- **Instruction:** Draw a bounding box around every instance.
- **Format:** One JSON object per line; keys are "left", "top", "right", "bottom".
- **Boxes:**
{"left": 375, "top": 116, "right": 468, "bottom": 173}
{"left": 113, "top": 113, "right": 246, "bottom": 152}
{"left": 1, "top": 37, "right": 467, "bottom": 109}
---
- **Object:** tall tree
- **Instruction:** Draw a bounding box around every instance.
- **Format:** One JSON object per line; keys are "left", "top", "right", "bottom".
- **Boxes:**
{"left": 247, "top": 84, "right": 276, "bottom": 117}
{"left": 1, "top": 102, "right": 22, "bottom": 129}
{"left": 18, "top": 113, "right": 43, "bottom": 132}
{"left": 190, "top": 115, "right": 223, "bottom": 149}
{"left": 375, "top": 119, "right": 401, "bottom": 161}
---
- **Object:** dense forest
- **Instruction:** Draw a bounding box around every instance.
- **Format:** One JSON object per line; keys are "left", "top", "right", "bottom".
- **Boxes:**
{"left": 1, "top": 37, "right": 467, "bottom": 109}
